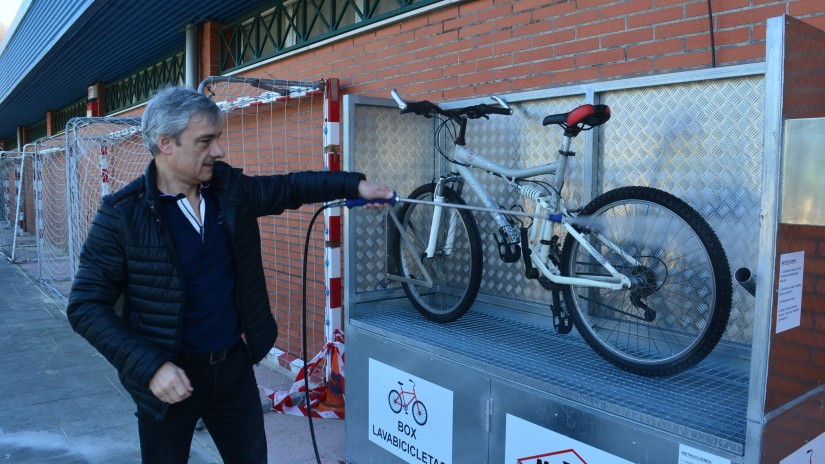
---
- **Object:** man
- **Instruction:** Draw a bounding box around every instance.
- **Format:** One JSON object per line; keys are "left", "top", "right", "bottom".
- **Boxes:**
{"left": 67, "top": 86, "right": 392, "bottom": 463}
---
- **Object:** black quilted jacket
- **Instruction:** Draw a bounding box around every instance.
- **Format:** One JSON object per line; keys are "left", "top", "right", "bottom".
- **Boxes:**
{"left": 67, "top": 159, "right": 365, "bottom": 420}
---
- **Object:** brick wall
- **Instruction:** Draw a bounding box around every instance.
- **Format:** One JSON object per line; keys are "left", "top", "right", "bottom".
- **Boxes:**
{"left": 766, "top": 224, "right": 825, "bottom": 412}
{"left": 241, "top": 0, "right": 824, "bottom": 100}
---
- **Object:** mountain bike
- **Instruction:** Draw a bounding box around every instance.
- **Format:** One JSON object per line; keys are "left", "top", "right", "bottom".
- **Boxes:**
{"left": 385, "top": 89, "right": 732, "bottom": 377}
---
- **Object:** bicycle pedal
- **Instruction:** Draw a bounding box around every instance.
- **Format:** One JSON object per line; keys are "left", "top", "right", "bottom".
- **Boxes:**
{"left": 554, "top": 315, "right": 573, "bottom": 334}
{"left": 497, "top": 239, "right": 521, "bottom": 263}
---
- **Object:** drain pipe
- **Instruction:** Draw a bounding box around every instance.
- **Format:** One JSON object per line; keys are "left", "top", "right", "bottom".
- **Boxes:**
{"left": 735, "top": 267, "right": 756, "bottom": 296}
{"left": 185, "top": 23, "right": 199, "bottom": 90}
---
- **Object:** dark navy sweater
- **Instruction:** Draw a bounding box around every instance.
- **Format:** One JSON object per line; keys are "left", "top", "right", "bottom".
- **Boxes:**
{"left": 160, "top": 189, "right": 241, "bottom": 353}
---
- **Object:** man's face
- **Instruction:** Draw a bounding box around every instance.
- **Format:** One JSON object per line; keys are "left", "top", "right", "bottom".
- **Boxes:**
{"left": 158, "top": 112, "right": 225, "bottom": 187}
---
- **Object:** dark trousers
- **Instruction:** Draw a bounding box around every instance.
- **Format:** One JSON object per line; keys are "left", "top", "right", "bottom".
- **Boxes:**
{"left": 137, "top": 347, "right": 267, "bottom": 463}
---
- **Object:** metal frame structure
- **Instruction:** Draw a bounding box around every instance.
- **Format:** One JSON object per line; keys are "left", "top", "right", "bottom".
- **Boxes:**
{"left": 340, "top": 16, "right": 823, "bottom": 463}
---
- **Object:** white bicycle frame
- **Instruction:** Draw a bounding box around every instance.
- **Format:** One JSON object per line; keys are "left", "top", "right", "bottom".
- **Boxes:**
{"left": 421, "top": 133, "right": 633, "bottom": 291}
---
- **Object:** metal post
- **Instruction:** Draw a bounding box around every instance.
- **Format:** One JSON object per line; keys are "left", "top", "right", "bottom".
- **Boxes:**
{"left": 185, "top": 24, "right": 199, "bottom": 90}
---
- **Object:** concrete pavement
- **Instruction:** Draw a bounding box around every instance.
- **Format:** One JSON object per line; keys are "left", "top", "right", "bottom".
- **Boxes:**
{"left": 0, "top": 257, "right": 345, "bottom": 463}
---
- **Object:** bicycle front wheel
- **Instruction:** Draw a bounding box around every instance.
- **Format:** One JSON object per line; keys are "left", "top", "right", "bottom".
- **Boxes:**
{"left": 560, "top": 186, "right": 732, "bottom": 376}
{"left": 389, "top": 183, "right": 483, "bottom": 323}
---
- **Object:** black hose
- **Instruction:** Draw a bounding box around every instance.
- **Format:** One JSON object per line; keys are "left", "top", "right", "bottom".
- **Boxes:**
{"left": 707, "top": 0, "right": 717, "bottom": 67}
{"left": 301, "top": 202, "right": 337, "bottom": 464}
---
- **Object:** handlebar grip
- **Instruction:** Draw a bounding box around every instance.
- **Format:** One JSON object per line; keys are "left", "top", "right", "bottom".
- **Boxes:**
{"left": 345, "top": 195, "right": 397, "bottom": 209}
{"left": 486, "top": 106, "right": 512, "bottom": 116}
{"left": 402, "top": 100, "right": 437, "bottom": 115}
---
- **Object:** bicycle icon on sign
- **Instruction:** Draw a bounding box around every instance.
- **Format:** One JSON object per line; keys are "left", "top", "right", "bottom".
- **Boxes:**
{"left": 388, "top": 379, "right": 428, "bottom": 426}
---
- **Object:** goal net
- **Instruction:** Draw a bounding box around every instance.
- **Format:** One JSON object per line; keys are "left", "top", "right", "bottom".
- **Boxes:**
{"left": 0, "top": 150, "right": 21, "bottom": 258}
{"left": 200, "top": 76, "right": 329, "bottom": 372}
{"left": 66, "top": 117, "right": 146, "bottom": 283}
{"left": 0, "top": 148, "right": 37, "bottom": 263}
{"left": 64, "top": 78, "right": 331, "bottom": 375}
{"left": 33, "top": 135, "right": 71, "bottom": 300}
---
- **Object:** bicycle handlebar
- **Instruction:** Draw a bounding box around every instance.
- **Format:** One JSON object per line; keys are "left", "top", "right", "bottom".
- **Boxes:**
{"left": 390, "top": 89, "right": 512, "bottom": 119}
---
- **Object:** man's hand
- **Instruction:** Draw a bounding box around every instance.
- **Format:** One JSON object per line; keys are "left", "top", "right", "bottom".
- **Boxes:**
{"left": 357, "top": 180, "right": 394, "bottom": 208}
{"left": 149, "top": 362, "right": 193, "bottom": 404}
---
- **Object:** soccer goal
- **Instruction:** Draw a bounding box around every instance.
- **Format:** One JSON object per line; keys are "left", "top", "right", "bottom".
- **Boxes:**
{"left": 65, "top": 117, "right": 146, "bottom": 281}
{"left": 199, "top": 76, "right": 333, "bottom": 369}
{"left": 33, "top": 135, "right": 71, "bottom": 301}
{"left": 0, "top": 148, "right": 37, "bottom": 263}
{"left": 63, "top": 78, "right": 335, "bottom": 369}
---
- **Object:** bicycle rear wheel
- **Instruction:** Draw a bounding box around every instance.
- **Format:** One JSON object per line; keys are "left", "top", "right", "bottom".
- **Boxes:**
{"left": 388, "top": 183, "right": 483, "bottom": 323}
{"left": 560, "top": 186, "right": 731, "bottom": 376}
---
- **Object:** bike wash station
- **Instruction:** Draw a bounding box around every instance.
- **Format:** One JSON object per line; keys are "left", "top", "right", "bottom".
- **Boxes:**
{"left": 339, "top": 16, "right": 825, "bottom": 463}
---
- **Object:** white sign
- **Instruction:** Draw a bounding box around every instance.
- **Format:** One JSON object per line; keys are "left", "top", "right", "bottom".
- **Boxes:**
{"left": 368, "top": 359, "right": 453, "bottom": 464}
{"left": 678, "top": 444, "right": 731, "bottom": 464}
{"left": 776, "top": 251, "right": 805, "bottom": 333}
{"left": 780, "top": 428, "right": 825, "bottom": 463}
{"left": 504, "top": 414, "right": 633, "bottom": 464}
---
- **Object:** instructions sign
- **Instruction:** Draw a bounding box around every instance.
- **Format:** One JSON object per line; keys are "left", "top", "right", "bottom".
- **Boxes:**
{"left": 368, "top": 359, "right": 453, "bottom": 464}
{"left": 776, "top": 251, "right": 805, "bottom": 333}
{"left": 504, "top": 414, "right": 633, "bottom": 464}
{"left": 780, "top": 428, "right": 825, "bottom": 463}
{"left": 678, "top": 444, "right": 731, "bottom": 464}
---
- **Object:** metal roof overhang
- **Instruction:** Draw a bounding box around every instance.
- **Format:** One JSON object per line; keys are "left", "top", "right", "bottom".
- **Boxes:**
{"left": 0, "top": 0, "right": 271, "bottom": 139}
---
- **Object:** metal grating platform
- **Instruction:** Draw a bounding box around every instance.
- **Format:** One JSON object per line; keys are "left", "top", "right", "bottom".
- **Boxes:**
{"left": 352, "top": 302, "right": 749, "bottom": 454}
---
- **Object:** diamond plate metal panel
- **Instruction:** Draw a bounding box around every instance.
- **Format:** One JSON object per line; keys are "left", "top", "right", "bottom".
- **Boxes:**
{"left": 349, "top": 75, "right": 763, "bottom": 344}
{"left": 351, "top": 104, "right": 436, "bottom": 294}
{"left": 462, "top": 96, "right": 587, "bottom": 306}
{"left": 600, "top": 76, "right": 764, "bottom": 344}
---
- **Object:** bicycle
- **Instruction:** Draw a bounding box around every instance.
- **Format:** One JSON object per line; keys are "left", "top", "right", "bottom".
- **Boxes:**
{"left": 385, "top": 89, "right": 732, "bottom": 377}
{"left": 388, "top": 380, "right": 428, "bottom": 426}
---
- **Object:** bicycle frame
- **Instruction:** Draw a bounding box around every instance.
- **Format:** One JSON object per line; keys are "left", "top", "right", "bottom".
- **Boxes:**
{"left": 425, "top": 135, "right": 632, "bottom": 291}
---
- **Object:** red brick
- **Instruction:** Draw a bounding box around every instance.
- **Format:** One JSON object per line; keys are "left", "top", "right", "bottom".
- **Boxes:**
{"left": 578, "top": 18, "right": 627, "bottom": 38}
{"left": 793, "top": 0, "right": 825, "bottom": 16}
{"left": 531, "top": 56, "right": 575, "bottom": 74}
{"left": 553, "top": 66, "right": 599, "bottom": 85}
{"left": 492, "top": 11, "right": 532, "bottom": 30}
{"left": 459, "top": 44, "right": 494, "bottom": 61}
{"left": 601, "top": 27, "right": 655, "bottom": 48}
{"left": 576, "top": 47, "right": 626, "bottom": 66}
{"left": 478, "top": 3, "right": 515, "bottom": 23}
{"left": 627, "top": 38, "right": 683, "bottom": 59}
{"left": 554, "top": 37, "right": 600, "bottom": 57}
{"left": 716, "top": 4, "right": 789, "bottom": 29}
{"left": 531, "top": 28, "right": 577, "bottom": 48}
{"left": 602, "top": 0, "right": 654, "bottom": 19}
{"left": 716, "top": 44, "right": 765, "bottom": 63}
{"left": 555, "top": 9, "right": 600, "bottom": 30}
{"left": 655, "top": 18, "right": 711, "bottom": 39}
{"left": 493, "top": 63, "right": 531, "bottom": 79}
{"left": 628, "top": 6, "right": 684, "bottom": 28}
{"left": 532, "top": 1, "right": 578, "bottom": 21}
{"left": 476, "top": 30, "right": 513, "bottom": 47}
{"left": 654, "top": 50, "right": 712, "bottom": 70}
{"left": 475, "top": 80, "right": 511, "bottom": 96}
{"left": 494, "top": 37, "right": 533, "bottom": 55}
{"left": 600, "top": 58, "right": 654, "bottom": 78}
{"left": 712, "top": 0, "right": 751, "bottom": 13}
{"left": 514, "top": 19, "right": 558, "bottom": 39}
